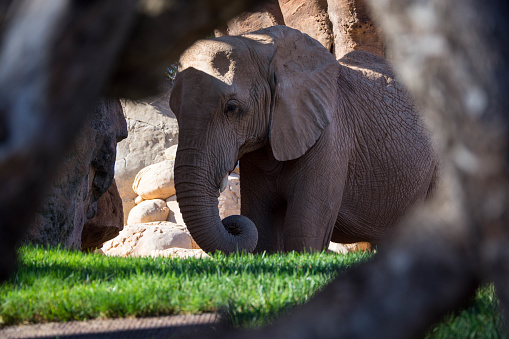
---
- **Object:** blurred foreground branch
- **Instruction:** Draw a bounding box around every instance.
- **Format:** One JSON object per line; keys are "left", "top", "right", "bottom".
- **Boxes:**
{"left": 0, "top": 0, "right": 259, "bottom": 280}
{"left": 204, "top": 0, "right": 509, "bottom": 338}
{"left": 0, "top": 0, "right": 508, "bottom": 337}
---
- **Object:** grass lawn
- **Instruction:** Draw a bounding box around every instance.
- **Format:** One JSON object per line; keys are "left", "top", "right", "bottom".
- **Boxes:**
{"left": 0, "top": 246, "right": 505, "bottom": 338}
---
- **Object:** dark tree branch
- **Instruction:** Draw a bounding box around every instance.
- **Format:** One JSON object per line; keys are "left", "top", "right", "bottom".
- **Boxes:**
{"left": 0, "top": 0, "right": 260, "bottom": 281}
{"left": 201, "top": 0, "right": 509, "bottom": 337}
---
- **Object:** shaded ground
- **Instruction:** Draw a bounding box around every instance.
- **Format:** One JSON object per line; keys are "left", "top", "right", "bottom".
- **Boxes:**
{"left": 0, "top": 313, "right": 220, "bottom": 339}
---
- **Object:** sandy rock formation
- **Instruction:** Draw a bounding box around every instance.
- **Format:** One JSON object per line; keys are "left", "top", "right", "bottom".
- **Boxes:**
{"left": 127, "top": 199, "right": 169, "bottom": 225}
{"left": 132, "top": 159, "right": 176, "bottom": 200}
{"left": 114, "top": 81, "right": 178, "bottom": 223}
{"left": 81, "top": 180, "right": 124, "bottom": 251}
{"left": 327, "top": 0, "right": 384, "bottom": 58}
{"left": 215, "top": 0, "right": 284, "bottom": 36}
{"left": 101, "top": 222, "right": 201, "bottom": 257}
{"left": 218, "top": 174, "right": 241, "bottom": 219}
{"left": 166, "top": 195, "right": 185, "bottom": 225}
{"left": 215, "top": 0, "right": 384, "bottom": 58}
{"left": 328, "top": 241, "right": 371, "bottom": 254}
{"left": 279, "top": 0, "right": 333, "bottom": 52}
{"left": 27, "top": 98, "right": 127, "bottom": 249}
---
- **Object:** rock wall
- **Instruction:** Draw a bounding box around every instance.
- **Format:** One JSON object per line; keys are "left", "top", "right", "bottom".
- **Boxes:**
{"left": 215, "top": 0, "right": 384, "bottom": 58}
{"left": 327, "top": 0, "right": 384, "bottom": 58}
{"left": 114, "top": 81, "right": 179, "bottom": 223}
{"left": 215, "top": 0, "right": 285, "bottom": 37}
{"left": 279, "top": 0, "right": 333, "bottom": 52}
{"left": 27, "top": 98, "right": 127, "bottom": 249}
{"left": 81, "top": 179, "right": 124, "bottom": 251}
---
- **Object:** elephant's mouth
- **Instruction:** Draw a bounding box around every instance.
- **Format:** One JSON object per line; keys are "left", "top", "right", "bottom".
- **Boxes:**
{"left": 219, "top": 173, "right": 229, "bottom": 193}
{"left": 218, "top": 161, "right": 239, "bottom": 193}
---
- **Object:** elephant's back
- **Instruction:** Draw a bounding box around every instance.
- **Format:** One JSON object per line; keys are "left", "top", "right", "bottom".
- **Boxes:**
{"left": 338, "top": 50, "right": 394, "bottom": 79}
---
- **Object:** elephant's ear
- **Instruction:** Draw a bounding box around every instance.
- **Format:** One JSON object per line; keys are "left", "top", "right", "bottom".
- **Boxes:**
{"left": 268, "top": 26, "right": 340, "bottom": 161}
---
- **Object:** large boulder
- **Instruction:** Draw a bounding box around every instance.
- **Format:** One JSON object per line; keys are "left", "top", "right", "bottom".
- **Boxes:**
{"left": 27, "top": 99, "right": 127, "bottom": 248}
{"left": 166, "top": 195, "right": 185, "bottom": 225}
{"left": 215, "top": 0, "right": 284, "bottom": 36}
{"left": 127, "top": 199, "right": 170, "bottom": 225}
{"left": 132, "top": 159, "right": 176, "bottom": 200}
{"left": 279, "top": 0, "right": 333, "bottom": 51}
{"left": 101, "top": 222, "right": 201, "bottom": 257}
{"left": 81, "top": 180, "right": 124, "bottom": 251}
{"left": 114, "top": 81, "right": 179, "bottom": 224}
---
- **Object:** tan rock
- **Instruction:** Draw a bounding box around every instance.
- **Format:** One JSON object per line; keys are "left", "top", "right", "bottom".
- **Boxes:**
{"left": 164, "top": 144, "right": 178, "bottom": 161}
{"left": 215, "top": 0, "right": 284, "bottom": 36}
{"left": 101, "top": 222, "right": 198, "bottom": 257}
{"left": 328, "top": 241, "right": 371, "bottom": 254}
{"left": 218, "top": 174, "right": 241, "bottom": 219}
{"left": 149, "top": 248, "right": 210, "bottom": 259}
{"left": 127, "top": 199, "right": 169, "bottom": 225}
{"left": 114, "top": 83, "right": 179, "bottom": 224}
{"left": 327, "top": 0, "right": 385, "bottom": 58}
{"left": 166, "top": 195, "right": 185, "bottom": 225}
{"left": 279, "top": 0, "right": 333, "bottom": 51}
{"left": 134, "top": 195, "right": 144, "bottom": 205}
{"left": 132, "top": 160, "right": 176, "bottom": 200}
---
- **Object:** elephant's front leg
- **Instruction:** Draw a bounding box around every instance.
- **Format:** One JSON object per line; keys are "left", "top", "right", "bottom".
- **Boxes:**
{"left": 281, "top": 155, "right": 348, "bottom": 252}
{"left": 240, "top": 149, "right": 288, "bottom": 253}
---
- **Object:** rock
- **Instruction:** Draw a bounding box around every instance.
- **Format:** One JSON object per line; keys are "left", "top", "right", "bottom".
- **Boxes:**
{"left": 27, "top": 98, "right": 127, "bottom": 248}
{"left": 232, "top": 163, "right": 240, "bottom": 175}
{"left": 328, "top": 241, "right": 371, "bottom": 254}
{"left": 149, "top": 248, "right": 210, "bottom": 259}
{"left": 101, "top": 222, "right": 200, "bottom": 257}
{"left": 127, "top": 199, "right": 169, "bottom": 225}
{"left": 132, "top": 159, "right": 176, "bottom": 200}
{"left": 214, "top": 0, "right": 384, "bottom": 59}
{"left": 218, "top": 174, "right": 241, "bottom": 219}
{"left": 164, "top": 144, "right": 178, "bottom": 160}
{"left": 327, "top": 0, "right": 384, "bottom": 58}
{"left": 279, "top": 0, "right": 333, "bottom": 51}
{"left": 81, "top": 180, "right": 124, "bottom": 251}
{"left": 166, "top": 195, "right": 185, "bottom": 225}
{"left": 134, "top": 196, "right": 145, "bottom": 205}
{"left": 114, "top": 81, "right": 179, "bottom": 224}
{"left": 215, "top": 0, "right": 284, "bottom": 36}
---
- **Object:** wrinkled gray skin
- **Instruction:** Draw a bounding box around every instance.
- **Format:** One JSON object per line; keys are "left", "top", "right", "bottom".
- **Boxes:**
{"left": 170, "top": 25, "right": 438, "bottom": 254}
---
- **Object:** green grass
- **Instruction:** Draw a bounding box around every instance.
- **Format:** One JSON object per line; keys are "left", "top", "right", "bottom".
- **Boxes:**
{"left": 425, "top": 285, "right": 505, "bottom": 339}
{"left": 0, "top": 246, "right": 368, "bottom": 328}
{"left": 0, "top": 246, "right": 505, "bottom": 338}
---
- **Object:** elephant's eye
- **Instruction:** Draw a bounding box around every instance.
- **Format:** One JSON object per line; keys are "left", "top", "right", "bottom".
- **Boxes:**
{"left": 224, "top": 99, "right": 242, "bottom": 117}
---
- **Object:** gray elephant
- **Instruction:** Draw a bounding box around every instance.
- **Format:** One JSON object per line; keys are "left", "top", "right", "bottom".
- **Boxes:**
{"left": 169, "top": 25, "right": 438, "bottom": 254}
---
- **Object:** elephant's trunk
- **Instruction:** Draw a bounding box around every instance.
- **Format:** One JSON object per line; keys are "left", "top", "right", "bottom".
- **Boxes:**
{"left": 174, "top": 150, "right": 258, "bottom": 254}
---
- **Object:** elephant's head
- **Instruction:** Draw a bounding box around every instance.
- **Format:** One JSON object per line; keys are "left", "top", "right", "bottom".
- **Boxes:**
{"left": 170, "top": 25, "right": 340, "bottom": 253}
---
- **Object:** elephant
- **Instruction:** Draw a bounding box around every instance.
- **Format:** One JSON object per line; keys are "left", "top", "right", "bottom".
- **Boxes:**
{"left": 169, "top": 25, "right": 438, "bottom": 254}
